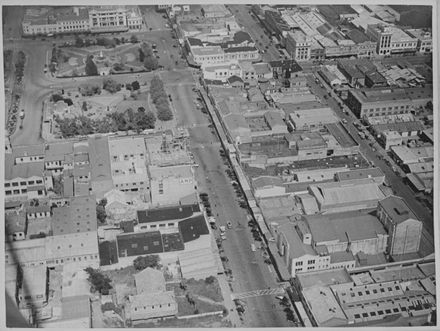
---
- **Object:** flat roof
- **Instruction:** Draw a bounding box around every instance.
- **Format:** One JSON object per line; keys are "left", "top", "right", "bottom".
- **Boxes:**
{"left": 51, "top": 196, "right": 97, "bottom": 235}
{"left": 302, "top": 286, "right": 348, "bottom": 327}
{"left": 378, "top": 195, "right": 418, "bottom": 224}
{"left": 137, "top": 204, "right": 198, "bottom": 224}
{"left": 279, "top": 222, "right": 316, "bottom": 259}
{"left": 336, "top": 167, "right": 384, "bottom": 181}
{"left": 88, "top": 136, "right": 112, "bottom": 183}
{"left": 305, "top": 210, "right": 387, "bottom": 243}
{"left": 297, "top": 268, "right": 352, "bottom": 289}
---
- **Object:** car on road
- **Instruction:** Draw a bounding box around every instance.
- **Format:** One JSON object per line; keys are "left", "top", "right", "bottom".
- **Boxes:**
{"left": 227, "top": 221, "right": 232, "bottom": 229}
{"left": 19, "top": 110, "right": 25, "bottom": 119}
{"left": 251, "top": 244, "right": 256, "bottom": 252}
{"left": 219, "top": 225, "right": 226, "bottom": 233}
{"left": 220, "top": 234, "right": 226, "bottom": 240}
{"left": 341, "top": 119, "right": 348, "bottom": 124}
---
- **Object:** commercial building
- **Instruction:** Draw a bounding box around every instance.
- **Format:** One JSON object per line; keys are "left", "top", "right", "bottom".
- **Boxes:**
{"left": 17, "top": 265, "right": 48, "bottom": 308}
{"left": 22, "top": 6, "right": 143, "bottom": 36}
{"left": 5, "top": 231, "right": 100, "bottom": 268}
{"left": 88, "top": 6, "right": 129, "bottom": 33}
{"left": 346, "top": 87, "right": 429, "bottom": 118}
{"left": 335, "top": 167, "right": 385, "bottom": 185}
{"left": 304, "top": 211, "right": 388, "bottom": 256}
{"left": 377, "top": 196, "right": 423, "bottom": 256}
{"left": 108, "top": 136, "right": 149, "bottom": 193}
{"left": 308, "top": 178, "right": 385, "bottom": 214}
{"left": 22, "top": 7, "right": 90, "bottom": 36}
{"left": 288, "top": 106, "right": 338, "bottom": 131}
{"left": 366, "top": 24, "right": 417, "bottom": 56}
{"left": 149, "top": 164, "right": 195, "bottom": 206}
{"left": 405, "top": 29, "right": 432, "bottom": 53}
{"left": 284, "top": 30, "right": 312, "bottom": 61}
{"left": 372, "top": 121, "right": 425, "bottom": 150}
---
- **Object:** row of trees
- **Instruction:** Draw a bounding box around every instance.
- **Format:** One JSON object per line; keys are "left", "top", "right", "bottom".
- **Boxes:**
{"left": 102, "top": 78, "right": 121, "bottom": 93}
{"left": 85, "top": 267, "right": 112, "bottom": 295}
{"left": 15, "top": 51, "right": 26, "bottom": 82}
{"left": 85, "top": 55, "right": 98, "bottom": 76}
{"left": 55, "top": 107, "right": 156, "bottom": 137}
{"left": 74, "top": 35, "right": 138, "bottom": 49}
{"left": 150, "top": 76, "right": 173, "bottom": 121}
{"left": 139, "top": 42, "right": 158, "bottom": 71}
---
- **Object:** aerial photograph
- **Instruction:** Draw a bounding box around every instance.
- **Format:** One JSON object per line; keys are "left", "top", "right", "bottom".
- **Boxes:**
{"left": 2, "top": 2, "right": 437, "bottom": 328}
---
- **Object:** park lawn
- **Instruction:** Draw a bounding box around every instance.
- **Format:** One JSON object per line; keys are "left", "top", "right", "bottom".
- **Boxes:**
{"left": 184, "top": 278, "right": 224, "bottom": 303}
{"left": 102, "top": 266, "right": 137, "bottom": 288}
{"left": 134, "top": 314, "right": 231, "bottom": 328}
{"left": 176, "top": 296, "right": 225, "bottom": 316}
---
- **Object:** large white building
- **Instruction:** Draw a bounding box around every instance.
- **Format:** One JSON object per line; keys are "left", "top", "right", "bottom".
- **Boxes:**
{"left": 22, "top": 6, "right": 143, "bottom": 36}
{"left": 366, "top": 24, "right": 417, "bottom": 56}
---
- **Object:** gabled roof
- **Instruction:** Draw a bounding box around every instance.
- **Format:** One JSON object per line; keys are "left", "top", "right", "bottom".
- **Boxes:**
{"left": 228, "top": 75, "right": 244, "bottom": 84}
{"left": 252, "top": 176, "right": 284, "bottom": 189}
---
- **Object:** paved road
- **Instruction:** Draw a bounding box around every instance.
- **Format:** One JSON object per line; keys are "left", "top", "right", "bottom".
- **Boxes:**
{"left": 307, "top": 72, "right": 434, "bottom": 254}
{"left": 169, "top": 73, "right": 292, "bottom": 327}
{"left": 228, "top": 4, "right": 282, "bottom": 62}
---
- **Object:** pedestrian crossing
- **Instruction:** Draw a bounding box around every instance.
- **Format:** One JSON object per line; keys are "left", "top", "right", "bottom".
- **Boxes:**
{"left": 231, "top": 287, "right": 285, "bottom": 300}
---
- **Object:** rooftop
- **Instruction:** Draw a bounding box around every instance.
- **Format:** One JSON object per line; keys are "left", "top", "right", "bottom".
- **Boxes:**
{"left": 137, "top": 203, "right": 199, "bottom": 224}
{"left": 297, "top": 268, "right": 352, "bottom": 289}
{"left": 278, "top": 222, "right": 316, "bottom": 259}
{"left": 178, "top": 215, "right": 209, "bottom": 243}
{"left": 302, "top": 286, "right": 348, "bottom": 327}
{"left": 20, "top": 265, "right": 47, "bottom": 297}
{"left": 5, "top": 155, "right": 44, "bottom": 180}
{"left": 51, "top": 196, "right": 97, "bottom": 236}
{"left": 305, "top": 210, "right": 387, "bottom": 243}
{"left": 88, "top": 136, "right": 112, "bottom": 183}
{"left": 336, "top": 167, "right": 384, "bottom": 181}
{"left": 378, "top": 195, "right": 418, "bottom": 224}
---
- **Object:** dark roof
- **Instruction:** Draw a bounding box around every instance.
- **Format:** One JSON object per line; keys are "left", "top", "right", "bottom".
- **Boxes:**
{"left": 117, "top": 231, "right": 164, "bottom": 257}
{"left": 365, "top": 71, "right": 387, "bottom": 84}
{"left": 120, "top": 220, "right": 134, "bottom": 233}
{"left": 162, "top": 232, "right": 185, "bottom": 252}
{"left": 187, "top": 37, "right": 203, "bottom": 46}
{"left": 5, "top": 200, "right": 23, "bottom": 210}
{"left": 347, "top": 28, "right": 371, "bottom": 44}
{"left": 228, "top": 75, "right": 244, "bottom": 84}
{"left": 269, "top": 60, "right": 283, "bottom": 68}
{"left": 282, "top": 60, "right": 302, "bottom": 73}
{"left": 233, "top": 31, "right": 253, "bottom": 44}
{"left": 332, "top": 5, "right": 357, "bottom": 15}
{"left": 204, "top": 79, "right": 226, "bottom": 86}
{"left": 99, "top": 241, "right": 119, "bottom": 266}
{"left": 178, "top": 215, "right": 209, "bottom": 243}
{"left": 51, "top": 196, "right": 97, "bottom": 235}
{"left": 378, "top": 196, "right": 418, "bottom": 224}
{"left": 137, "top": 204, "right": 199, "bottom": 224}
{"left": 223, "top": 46, "right": 257, "bottom": 53}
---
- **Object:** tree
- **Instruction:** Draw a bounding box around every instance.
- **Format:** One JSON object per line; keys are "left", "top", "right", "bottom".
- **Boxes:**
{"left": 131, "top": 80, "right": 140, "bottom": 91}
{"left": 96, "top": 204, "right": 107, "bottom": 224}
{"left": 138, "top": 47, "right": 145, "bottom": 62}
{"left": 85, "top": 267, "right": 112, "bottom": 295}
{"left": 103, "top": 78, "right": 122, "bottom": 93}
{"left": 75, "top": 36, "right": 84, "bottom": 47}
{"left": 137, "top": 106, "right": 145, "bottom": 112}
{"left": 144, "top": 55, "right": 158, "bottom": 71}
{"left": 130, "top": 34, "right": 138, "bottom": 43}
{"left": 85, "top": 55, "right": 98, "bottom": 76}
{"left": 205, "top": 276, "right": 216, "bottom": 284}
{"left": 133, "top": 255, "right": 161, "bottom": 270}
{"left": 82, "top": 101, "right": 88, "bottom": 112}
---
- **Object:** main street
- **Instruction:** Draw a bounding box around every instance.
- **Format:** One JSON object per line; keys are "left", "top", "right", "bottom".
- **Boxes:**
{"left": 169, "top": 72, "right": 293, "bottom": 327}
{"left": 307, "top": 72, "right": 435, "bottom": 255}
{"left": 227, "top": 4, "right": 282, "bottom": 62}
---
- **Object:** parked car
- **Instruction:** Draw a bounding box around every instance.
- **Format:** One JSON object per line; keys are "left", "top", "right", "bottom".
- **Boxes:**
{"left": 227, "top": 221, "right": 232, "bottom": 229}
